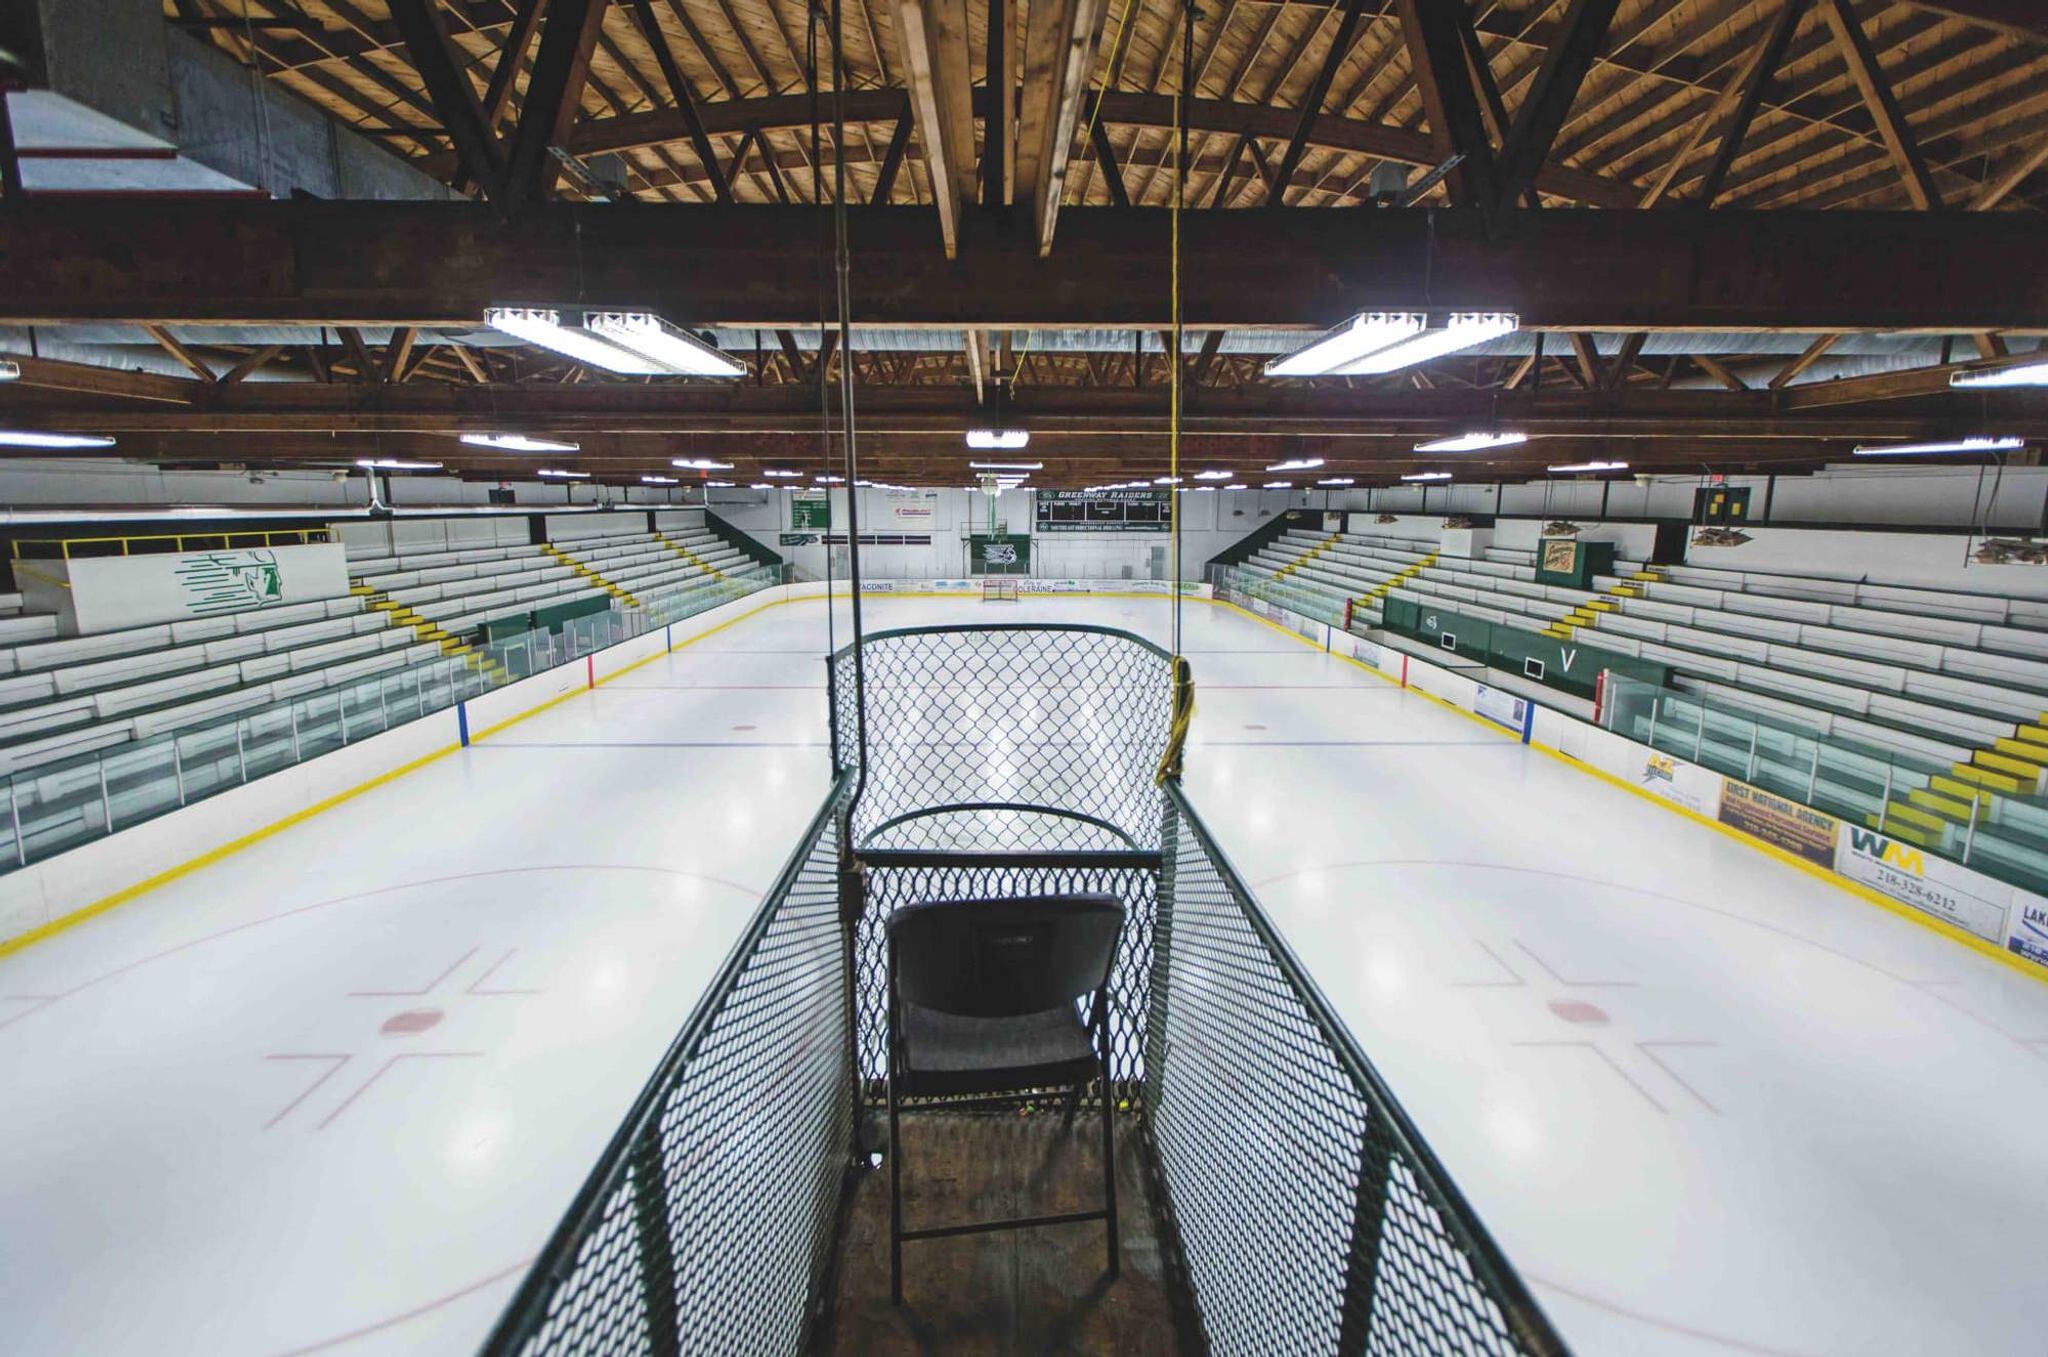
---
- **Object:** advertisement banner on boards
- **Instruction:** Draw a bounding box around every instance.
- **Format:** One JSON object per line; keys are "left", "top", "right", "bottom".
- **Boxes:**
{"left": 1473, "top": 684, "right": 1528, "bottom": 732}
{"left": 2004, "top": 891, "right": 2048, "bottom": 971}
{"left": 1338, "top": 633, "right": 1382, "bottom": 669}
{"left": 1719, "top": 780, "right": 1838, "bottom": 867}
{"left": 1837, "top": 826, "right": 2011, "bottom": 944}
{"left": 1637, "top": 751, "right": 1723, "bottom": 817}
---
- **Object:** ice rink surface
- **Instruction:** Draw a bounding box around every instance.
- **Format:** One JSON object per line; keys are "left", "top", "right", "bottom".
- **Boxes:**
{"left": 2, "top": 593, "right": 2045, "bottom": 1355}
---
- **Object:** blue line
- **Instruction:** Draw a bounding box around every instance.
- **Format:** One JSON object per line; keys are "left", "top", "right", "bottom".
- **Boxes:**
{"left": 456, "top": 702, "right": 470, "bottom": 747}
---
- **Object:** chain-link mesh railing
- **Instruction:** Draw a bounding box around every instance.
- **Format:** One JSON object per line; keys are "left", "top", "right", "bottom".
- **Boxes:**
{"left": 481, "top": 773, "right": 856, "bottom": 1357}
{"left": 1148, "top": 783, "right": 1566, "bottom": 1357}
{"left": 830, "top": 625, "right": 1174, "bottom": 855}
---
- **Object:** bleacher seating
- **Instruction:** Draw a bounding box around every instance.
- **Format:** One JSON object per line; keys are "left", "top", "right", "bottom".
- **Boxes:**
{"left": 1226, "top": 524, "right": 2048, "bottom": 867}
{"left": 544, "top": 527, "right": 756, "bottom": 614}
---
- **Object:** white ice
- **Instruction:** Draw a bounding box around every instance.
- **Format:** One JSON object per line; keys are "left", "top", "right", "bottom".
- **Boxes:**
{"left": 0, "top": 593, "right": 2043, "bottom": 1356}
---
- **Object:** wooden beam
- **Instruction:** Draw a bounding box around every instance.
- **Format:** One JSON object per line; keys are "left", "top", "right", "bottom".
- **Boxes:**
{"left": 625, "top": 0, "right": 733, "bottom": 203}
{"left": 501, "top": 0, "right": 610, "bottom": 211}
{"left": 388, "top": 0, "right": 508, "bottom": 200}
{"left": 1972, "top": 332, "right": 2008, "bottom": 360}
{"left": 219, "top": 345, "right": 285, "bottom": 386}
{"left": 7, "top": 202, "right": 2048, "bottom": 332}
{"left": 1015, "top": 0, "right": 1109, "bottom": 254}
{"left": 870, "top": 113, "right": 915, "bottom": 205}
{"left": 1089, "top": 117, "right": 1132, "bottom": 207}
{"left": 141, "top": 325, "right": 215, "bottom": 383}
{"left": 1392, "top": 0, "right": 1502, "bottom": 207}
{"left": 0, "top": 353, "right": 198, "bottom": 402}
{"left": 1819, "top": 0, "right": 1941, "bottom": 210}
{"left": 1900, "top": 1, "right": 2048, "bottom": 42}
{"left": 380, "top": 327, "right": 418, "bottom": 384}
{"left": 1267, "top": 0, "right": 1372, "bottom": 208}
{"left": 774, "top": 329, "right": 810, "bottom": 384}
{"left": 892, "top": 0, "right": 975, "bottom": 254}
{"left": 1493, "top": 0, "right": 1621, "bottom": 210}
{"left": 1696, "top": 0, "right": 1810, "bottom": 207}
{"left": 1694, "top": 355, "right": 1748, "bottom": 391}
{"left": 1604, "top": 331, "right": 1647, "bottom": 390}
{"left": 1567, "top": 332, "right": 1601, "bottom": 388}
{"left": 1191, "top": 330, "right": 1224, "bottom": 386}
{"left": 1503, "top": 353, "right": 1537, "bottom": 390}
{"left": 1768, "top": 333, "right": 1841, "bottom": 389}
{"left": 481, "top": 0, "right": 548, "bottom": 130}
{"left": 1974, "top": 136, "right": 2048, "bottom": 211}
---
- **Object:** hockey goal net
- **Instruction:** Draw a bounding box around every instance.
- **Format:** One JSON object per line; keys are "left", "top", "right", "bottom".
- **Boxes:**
{"left": 981, "top": 576, "right": 1021, "bottom": 601}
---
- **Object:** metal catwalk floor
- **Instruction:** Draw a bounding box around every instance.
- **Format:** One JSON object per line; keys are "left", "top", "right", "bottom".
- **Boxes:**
{"left": 1, "top": 593, "right": 2045, "bottom": 1355}
{"left": 811, "top": 1111, "right": 1187, "bottom": 1356}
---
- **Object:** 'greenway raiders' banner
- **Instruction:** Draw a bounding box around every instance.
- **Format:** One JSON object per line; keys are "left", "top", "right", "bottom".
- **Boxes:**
{"left": 32, "top": 544, "right": 350, "bottom": 635}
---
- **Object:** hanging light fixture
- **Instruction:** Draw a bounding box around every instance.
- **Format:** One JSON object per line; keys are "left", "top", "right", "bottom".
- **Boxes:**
{"left": 484, "top": 306, "right": 744, "bottom": 378}
{"left": 461, "top": 433, "right": 580, "bottom": 453}
{"left": 1414, "top": 432, "right": 1527, "bottom": 453}
{"left": 1547, "top": 460, "right": 1630, "bottom": 473}
{"left": 1401, "top": 471, "right": 1453, "bottom": 482}
{"left": 1266, "top": 312, "right": 1517, "bottom": 377}
{"left": 1852, "top": 437, "right": 2024, "bottom": 456}
{"left": 1949, "top": 362, "right": 2048, "bottom": 390}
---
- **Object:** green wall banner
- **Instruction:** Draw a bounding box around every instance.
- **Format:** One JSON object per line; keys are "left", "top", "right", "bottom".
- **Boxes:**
{"left": 969, "top": 535, "right": 1031, "bottom": 574}
{"left": 791, "top": 493, "right": 831, "bottom": 530}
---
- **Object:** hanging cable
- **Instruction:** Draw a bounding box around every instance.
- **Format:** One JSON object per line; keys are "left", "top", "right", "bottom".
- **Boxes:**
{"left": 1156, "top": 0, "right": 1196, "bottom": 787}
{"left": 808, "top": 1, "right": 839, "bottom": 673}
{"left": 832, "top": 0, "right": 871, "bottom": 807}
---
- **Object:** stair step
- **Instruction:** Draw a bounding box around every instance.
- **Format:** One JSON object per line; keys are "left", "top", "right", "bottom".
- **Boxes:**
{"left": 1930, "top": 774, "right": 1995, "bottom": 807}
{"left": 1869, "top": 813, "right": 1943, "bottom": 849}
{"left": 1877, "top": 801, "right": 1949, "bottom": 836}
{"left": 2017, "top": 723, "right": 2048, "bottom": 745}
{"left": 1997, "top": 732, "right": 2048, "bottom": 761}
{"left": 1950, "top": 762, "right": 2025, "bottom": 794}
{"left": 1906, "top": 788, "right": 1974, "bottom": 822}
{"left": 1973, "top": 748, "right": 2044, "bottom": 781}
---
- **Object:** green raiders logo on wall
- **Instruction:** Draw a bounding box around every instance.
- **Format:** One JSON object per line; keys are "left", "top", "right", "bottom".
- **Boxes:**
{"left": 174, "top": 550, "right": 286, "bottom": 616}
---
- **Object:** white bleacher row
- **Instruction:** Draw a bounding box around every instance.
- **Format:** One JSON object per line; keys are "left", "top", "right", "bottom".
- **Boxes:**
{"left": 6, "top": 654, "right": 485, "bottom": 864}
{"left": 1658, "top": 560, "right": 2048, "bottom": 632}
{"left": 555, "top": 530, "right": 754, "bottom": 601}
{"left": 1236, "top": 529, "right": 2048, "bottom": 767}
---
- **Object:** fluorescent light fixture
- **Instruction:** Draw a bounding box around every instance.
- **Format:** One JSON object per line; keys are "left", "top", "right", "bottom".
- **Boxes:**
{"left": 485, "top": 306, "right": 742, "bottom": 378}
{"left": 355, "top": 457, "right": 442, "bottom": 470}
{"left": 537, "top": 468, "right": 589, "bottom": 479}
{"left": 1224, "top": 483, "right": 1247, "bottom": 490}
{"left": 1547, "top": 460, "right": 1630, "bottom": 473}
{"left": 707, "top": 480, "right": 735, "bottom": 487}
{"left": 1401, "top": 471, "right": 1453, "bottom": 482}
{"left": 461, "top": 432, "right": 580, "bottom": 453}
{"left": 1266, "top": 457, "right": 1324, "bottom": 472}
{"left": 1343, "top": 313, "right": 1517, "bottom": 376}
{"left": 1154, "top": 476, "right": 1182, "bottom": 485}
{"left": 1266, "top": 312, "right": 1516, "bottom": 377}
{"left": 816, "top": 475, "right": 846, "bottom": 483}
{"left": 969, "top": 461, "right": 1043, "bottom": 471}
{"left": 966, "top": 428, "right": 1030, "bottom": 450}
{"left": 763, "top": 468, "right": 802, "bottom": 478}
{"left": 1266, "top": 312, "right": 1426, "bottom": 377}
{"left": 641, "top": 474, "right": 680, "bottom": 484}
{"left": 1263, "top": 480, "right": 1294, "bottom": 489}
{"left": 0, "top": 431, "right": 116, "bottom": 449}
{"left": 1949, "top": 362, "right": 2048, "bottom": 390}
{"left": 1193, "top": 469, "right": 1233, "bottom": 481}
{"left": 1852, "top": 436, "right": 2025, "bottom": 456}
{"left": 1414, "top": 431, "right": 1527, "bottom": 453}
{"left": 672, "top": 457, "right": 734, "bottom": 470}
{"left": 584, "top": 311, "right": 745, "bottom": 378}
{"left": 749, "top": 482, "right": 773, "bottom": 490}
{"left": 0, "top": 360, "right": 19, "bottom": 381}
{"left": 1316, "top": 477, "right": 1356, "bottom": 486}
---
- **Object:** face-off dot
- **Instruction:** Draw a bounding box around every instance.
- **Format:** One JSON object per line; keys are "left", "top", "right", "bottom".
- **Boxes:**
{"left": 381, "top": 1008, "right": 445, "bottom": 1036}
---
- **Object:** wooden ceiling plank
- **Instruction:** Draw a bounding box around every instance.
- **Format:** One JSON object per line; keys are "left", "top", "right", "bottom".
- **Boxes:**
{"left": 388, "top": 0, "right": 509, "bottom": 199}
{"left": 1268, "top": 0, "right": 1372, "bottom": 207}
{"left": 625, "top": 0, "right": 735, "bottom": 202}
{"left": 142, "top": 325, "right": 216, "bottom": 383}
{"left": 892, "top": 0, "right": 973, "bottom": 253}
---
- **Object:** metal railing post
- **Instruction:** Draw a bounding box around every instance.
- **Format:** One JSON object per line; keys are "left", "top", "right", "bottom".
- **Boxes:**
{"left": 1806, "top": 743, "right": 1821, "bottom": 804}
{"left": 172, "top": 741, "right": 187, "bottom": 806}
{"left": 98, "top": 759, "right": 114, "bottom": 833}
{"left": 8, "top": 778, "right": 24, "bottom": 866}
{"left": 1746, "top": 724, "right": 1759, "bottom": 783}
{"left": 1646, "top": 695, "right": 1659, "bottom": 749}
{"left": 289, "top": 704, "right": 302, "bottom": 762}
{"left": 235, "top": 722, "right": 248, "bottom": 783}
{"left": 1878, "top": 765, "right": 1894, "bottom": 832}
{"left": 1693, "top": 698, "right": 1706, "bottom": 764}
{"left": 339, "top": 698, "right": 352, "bottom": 745}
{"left": 1963, "top": 791, "right": 1982, "bottom": 863}
{"left": 379, "top": 681, "right": 390, "bottom": 731}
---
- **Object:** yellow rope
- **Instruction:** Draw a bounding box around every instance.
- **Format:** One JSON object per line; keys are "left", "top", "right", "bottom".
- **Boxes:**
{"left": 1078, "top": 0, "right": 1142, "bottom": 193}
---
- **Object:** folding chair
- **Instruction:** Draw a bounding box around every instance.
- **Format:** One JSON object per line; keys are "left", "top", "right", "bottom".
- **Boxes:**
{"left": 884, "top": 892, "right": 1125, "bottom": 1304}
